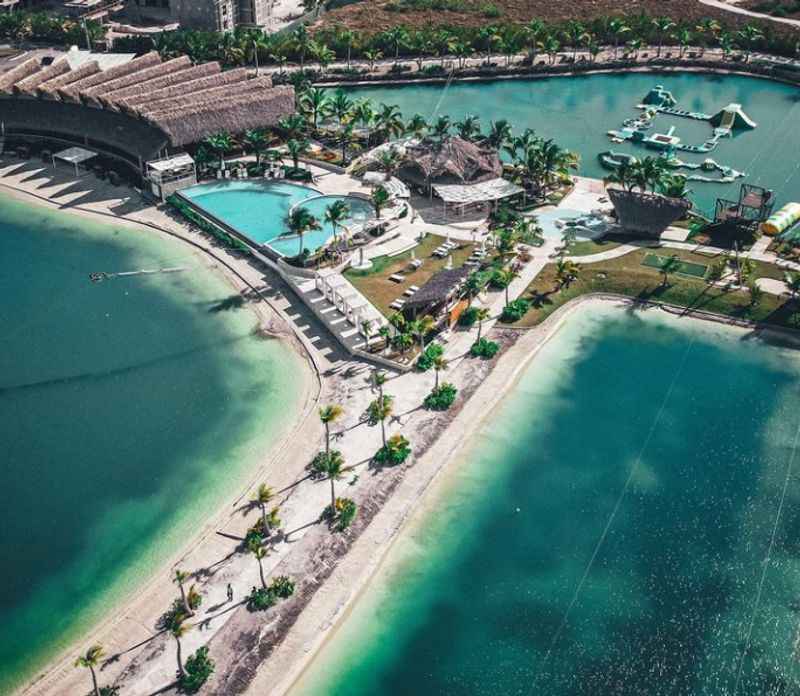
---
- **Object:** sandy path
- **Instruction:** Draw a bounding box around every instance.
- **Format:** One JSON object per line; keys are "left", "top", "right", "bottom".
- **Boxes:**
{"left": 697, "top": 0, "right": 800, "bottom": 28}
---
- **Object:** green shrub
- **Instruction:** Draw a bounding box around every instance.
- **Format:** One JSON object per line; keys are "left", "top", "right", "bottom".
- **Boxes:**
{"left": 243, "top": 526, "right": 265, "bottom": 549}
{"left": 470, "top": 338, "right": 500, "bottom": 359}
{"left": 423, "top": 383, "right": 458, "bottom": 410}
{"left": 458, "top": 306, "right": 480, "bottom": 327}
{"left": 416, "top": 343, "right": 443, "bottom": 372}
{"left": 374, "top": 434, "right": 412, "bottom": 466}
{"left": 269, "top": 575, "right": 295, "bottom": 599}
{"left": 481, "top": 2, "right": 501, "bottom": 17}
{"left": 247, "top": 587, "right": 277, "bottom": 611}
{"left": 179, "top": 646, "right": 215, "bottom": 694}
{"left": 309, "top": 450, "right": 342, "bottom": 478}
{"left": 333, "top": 497, "right": 358, "bottom": 531}
{"left": 500, "top": 299, "right": 530, "bottom": 323}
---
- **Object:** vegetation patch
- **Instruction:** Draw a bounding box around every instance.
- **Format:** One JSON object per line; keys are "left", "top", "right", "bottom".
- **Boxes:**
{"left": 641, "top": 253, "right": 708, "bottom": 278}
{"left": 416, "top": 342, "right": 444, "bottom": 371}
{"left": 470, "top": 337, "right": 500, "bottom": 359}
{"left": 424, "top": 382, "right": 458, "bottom": 410}
{"left": 374, "top": 433, "right": 412, "bottom": 466}
{"left": 179, "top": 646, "right": 215, "bottom": 694}
{"left": 500, "top": 298, "right": 531, "bottom": 323}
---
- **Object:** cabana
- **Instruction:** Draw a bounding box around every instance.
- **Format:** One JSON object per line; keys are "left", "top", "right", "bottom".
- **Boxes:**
{"left": 146, "top": 153, "right": 196, "bottom": 201}
{"left": 608, "top": 188, "right": 691, "bottom": 238}
{"left": 433, "top": 178, "right": 525, "bottom": 220}
{"left": 403, "top": 266, "right": 471, "bottom": 321}
{"left": 52, "top": 146, "right": 96, "bottom": 176}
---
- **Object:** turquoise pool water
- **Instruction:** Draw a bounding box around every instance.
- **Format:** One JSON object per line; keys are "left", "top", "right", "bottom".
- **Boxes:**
{"left": 345, "top": 72, "right": 800, "bottom": 213}
{"left": 180, "top": 180, "right": 373, "bottom": 257}
{"left": 0, "top": 193, "right": 302, "bottom": 692}
{"left": 294, "top": 305, "right": 800, "bottom": 696}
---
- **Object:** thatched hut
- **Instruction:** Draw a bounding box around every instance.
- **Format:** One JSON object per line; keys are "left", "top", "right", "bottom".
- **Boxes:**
{"left": 13, "top": 60, "right": 71, "bottom": 95}
{"left": 608, "top": 188, "right": 691, "bottom": 238}
{"left": 57, "top": 51, "right": 161, "bottom": 102}
{"left": 84, "top": 56, "right": 193, "bottom": 107}
{"left": 107, "top": 63, "right": 222, "bottom": 110}
{"left": 36, "top": 61, "right": 100, "bottom": 99}
{"left": 403, "top": 266, "right": 471, "bottom": 320}
{"left": 398, "top": 136, "right": 502, "bottom": 189}
{"left": 0, "top": 58, "right": 40, "bottom": 94}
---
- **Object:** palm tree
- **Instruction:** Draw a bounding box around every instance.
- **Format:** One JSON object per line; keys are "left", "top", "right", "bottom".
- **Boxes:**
{"left": 352, "top": 99, "right": 375, "bottom": 140}
{"left": 524, "top": 18, "right": 546, "bottom": 63}
{"left": 243, "top": 129, "right": 268, "bottom": 166}
{"left": 247, "top": 537, "right": 269, "bottom": 588}
{"left": 556, "top": 258, "right": 581, "bottom": 288}
{"left": 432, "top": 354, "right": 448, "bottom": 389}
{"left": 377, "top": 146, "right": 401, "bottom": 180}
{"left": 406, "top": 113, "right": 428, "bottom": 139}
{"left": 652, "top": 17, "right": 676, "bottom": 57}
{"left": 328, "top": 89, "right": 353, "bottom": 128}
{"left": 337, "top": 122, "right": 356, "bottom": 165}
{"left": 385, "top": 25, "right": 409, "bottom": 64}
{"left": 370, "top": 394, "right": 394, "bottom": 448}
{"left": 719, "top": 31, "right": 736, "bottom": 60}
{"left": 455, "top": 114, "right": 481, "bottom": 141}
{"left": 203, "top": 131, "right": 232, "bottom": 170}
{"left": 252, "top": 483, "right": 275, "bottom": 536}
{"left": 463, "top": 272, "right": 484, "bottom": 307}
{"left": 279, "top": 113, "right": 306, "bottom": 140}
{"left": 494, "top": 268, "right": 519, "bottom": 305}
{"left": 660, "top": 255, "right": 681, "bottom": 286}
{"left": 695, "top": 18, "right": 721, "bottom": 56}
{"left": 475, "top": 307, "right": 491, "bottom": 340}
{"left": 74, "top": 644, "right": 104, "bottom": 696}
{"left": 374, "top": 103, "right": 405, "bottom": 143}
{"left": 604, "top": 158, "right": 637, "bottom": 192}
{"left": 737, "top": 24, "right": 764, "bottom": 62}
{"left": 291, "top": 25, "right": 312, "bottom": 68}
{"left": 478, "top": 26, "right": 500, "bottom": 64}
{"left": 373, "top": 369, "right": 388, "bottom": 400}
{"left": 170, "top": 615, "right": 189, "bottom": 679}
{"left": 432, "top": 115, "right": 451, "bottom": 141}
{"left": 626, "top": 37, "right": 643, "bottom": 59}
{"left": 543, "top": 34, "right": 561, "bottom": 64}
{"left": 299, "top": 86, "right": 330, "bottom": 131}
{"left": 453, "top": 41, "right": 473, "bottom": 69}
{"left": 320, "top": 448, "right": 345, "bottom": 511}
{"left": 608, "top": 18, "right": 630, "bottom": 59}
{"left": 565, "top": 20, "right": 587, "bottom": 62}
{"left": 676, "top": 29, "right": 693, "bottom": 58}
{"left": 325, "top": 199, "right": 350, "bottom": 245}
{"left": 411, "top": 314, "right": 436, "bottom": 350}
{"left": 658, "top": 173, "right": 692, "bottom": 199}
{"left": 371, "top": 185, "right": 390, "bottom": 218}
{"left": 364, "top": 49, "right": 383, "bottom": 71}
{"left": 173, "top": 569, "right": 194, "bottom": 617}
{"left": 286, "top": 206, "right": 321, "bottom": 257}
{"left": 286, "top": 138, "right": 309, "bottom": 171}
{"left": 319, "top": 404, "right": 344, "bottom": 453}
{"left": 486, "top": 119, "right": 512, "bottom": 149}
{"left": 786, "top": 271, "right": 800, "bottom": 299}
{"left": 339, "top": 27, "right": 356, "bottom": 68}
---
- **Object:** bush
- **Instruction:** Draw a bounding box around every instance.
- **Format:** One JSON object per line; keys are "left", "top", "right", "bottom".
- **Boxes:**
{"left": 470, "top": 338, "right": 500, "bottom": 359}
{"left": 416, "top": 343, "right": 443, "bottom": 372}
{"left": 269, "top": 575, "right": 295, "bottom": 599}
{"left": 421, "top": 64, "right": 446, "bottom": 76}
{"left": 334, "top": 497, "right": 358, "bottom": 531}
{"left": 247, "top": 587, "right": 277, "bottom": 611}
{"left": 458, "top": 306, "right": 480, "bottom": 327}
{"left": 389, "top": 63, "right": 412, "bottom": 73}
{"left": 179, "top": 646, "right": 215, "bottom": 694}
{"left": 309, "top": 450, "right": 342, "bottom": 478}
{"left": 481, "top": 2, "right": 501, "bottom": 17}
{"left": 423, "top": 383, "right": 458, "bottom": 410}
{"left": 500, "top": 299, "right": 530, "bottom": 323}
{"left": 374, "top": 435, "right": 412, "bottom": 466}
{"left": 283, "top": 166, "right": 313, "bottom": 182}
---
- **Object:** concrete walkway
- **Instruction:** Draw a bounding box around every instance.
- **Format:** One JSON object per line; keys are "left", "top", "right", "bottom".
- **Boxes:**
{"left": 697, "top": 0, "right": 800, "bottom": 28}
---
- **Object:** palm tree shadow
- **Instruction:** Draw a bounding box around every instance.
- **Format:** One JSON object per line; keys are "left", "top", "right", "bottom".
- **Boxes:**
{"left": 102, "top": 630, "right": 167, "bottom": 668}
{"left": 284, "top": 516, "right": 322, "bottom": 542}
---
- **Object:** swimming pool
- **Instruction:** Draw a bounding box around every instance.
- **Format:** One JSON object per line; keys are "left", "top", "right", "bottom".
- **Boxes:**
{"left": 179, "top": 180, "right": 374, "bottom": 257}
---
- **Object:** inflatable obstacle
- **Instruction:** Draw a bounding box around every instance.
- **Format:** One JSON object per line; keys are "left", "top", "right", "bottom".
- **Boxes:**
{"left": 761, "top": 202, "right": 800, "bottom": 236}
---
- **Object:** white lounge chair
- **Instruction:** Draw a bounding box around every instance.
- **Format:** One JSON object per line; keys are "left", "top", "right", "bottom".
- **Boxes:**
{"left": 389, "top": 299, "right": 406, "bottom": 310}
{"left": 409, "top": 258, "right": 423, "bottom": 269}
{"left": 403, "top": 285, "right": 419, "bottom": 297}
{"left": 389, "top": 273, "right": 404, "bottom": 283}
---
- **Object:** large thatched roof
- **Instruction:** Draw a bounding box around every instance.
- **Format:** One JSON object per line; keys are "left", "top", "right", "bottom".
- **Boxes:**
{"left": 0, "top": 51, "right": 295, "bottom": 158}
{"left": 399, "top": 136, "right": 501, "bottom": 186}
{"left": 404, "top": 266, "right": 470, "bottom": 312}
{"left": 608, "top": 188, "right": 691, "bottom": 237}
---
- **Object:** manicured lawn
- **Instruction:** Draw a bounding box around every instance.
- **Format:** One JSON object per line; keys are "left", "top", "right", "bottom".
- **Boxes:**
{"left": 345, "top": 233, "right": 475, "bottom": 317}
{"left": 511, "top": 247, "right": 799, "bottom": 329}
{"left": 567, "top": 239, "right": 623, "bottom": 257}
{"left": 641, "top": 253, "right": 708, "bottom": 278}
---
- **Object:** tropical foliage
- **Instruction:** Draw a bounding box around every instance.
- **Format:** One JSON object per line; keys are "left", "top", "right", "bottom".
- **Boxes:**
{"left": 424, "top": 382, "right": 458, "bottom": 410}
{"left": 179, "top": 646, "right": 215, "bottom": 694}
{"left": 500, "top": 298, "right": 530, "bottom": 322}
{"left": 374, "top": 433, "right": 412, "bottom": 466}
{"left": 470, "top": 337, "right": 500, "bottom": 359}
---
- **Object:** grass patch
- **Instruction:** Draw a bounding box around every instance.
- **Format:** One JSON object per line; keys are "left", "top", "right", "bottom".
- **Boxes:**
{"left": 513, "top": 247, "right": 800, "bottom": 329}
{"left": 567, "top": 239, "right": 623, "bottom": 257}
{"left": 641, "top": 253, "right": 708, "bottom": 278}
{"left": 344, "top": 233, "right": 475, "bottom": 317}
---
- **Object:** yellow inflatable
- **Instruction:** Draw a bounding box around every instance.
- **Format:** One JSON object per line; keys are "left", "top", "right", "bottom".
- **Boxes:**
{"left": 762, "top": 203, "right": 800, "bottom": 236}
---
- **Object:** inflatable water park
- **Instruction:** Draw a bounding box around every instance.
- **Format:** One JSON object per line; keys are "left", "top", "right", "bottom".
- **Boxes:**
{"left": 602, "top": 85, "right": 757, "bottom": 184}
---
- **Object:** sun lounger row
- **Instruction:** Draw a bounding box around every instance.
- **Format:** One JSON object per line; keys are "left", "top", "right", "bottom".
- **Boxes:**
{"left": 433, "top": 241, "right": 459, "bottom": 258}
{"left": 389, "top": 285, "right": 419, "bottom": 310}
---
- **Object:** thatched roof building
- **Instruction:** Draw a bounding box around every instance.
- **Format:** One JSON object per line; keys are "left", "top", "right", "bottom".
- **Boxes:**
{"left": 0, "top": 51, "right": 295, "bottom": 175}
{"left": 399, "top": 136, "right": 501, "bottom": 187}
{"left": 608, "top": 188, "right": 691, "bottom": 238}
{"left": 403, "top": 266, "right": 471, "bottom": 317}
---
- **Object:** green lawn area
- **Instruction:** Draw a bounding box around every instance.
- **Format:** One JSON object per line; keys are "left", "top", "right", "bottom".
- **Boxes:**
{"left": 641, "top": 253, "right": 708, "bottom": 278}
{"left": 511, "top": 247, "right": 799, "bottom": 329}
{"left": 344, "top": 233, "right": 475, "bottom": 317}
{"left": 567, "top": 239, "right": 623, "bottom": 257}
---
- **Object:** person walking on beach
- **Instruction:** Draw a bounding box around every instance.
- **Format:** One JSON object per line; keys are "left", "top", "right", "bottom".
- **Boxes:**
{"left": 226, "top": 584, "right": 234, "bottom": 602}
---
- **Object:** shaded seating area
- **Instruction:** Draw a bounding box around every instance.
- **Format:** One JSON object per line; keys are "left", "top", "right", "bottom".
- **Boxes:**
{"left": 402, "top": 266, "right": 471, "bottom": 321}
{"left": 314, "top": 269, "right": 388, "bottom": 340}
{"left": 433, "top": 178, "right": 526, "bottom": 220}
{"left": 608, "top": 188, "right": 692, "bottom": 238}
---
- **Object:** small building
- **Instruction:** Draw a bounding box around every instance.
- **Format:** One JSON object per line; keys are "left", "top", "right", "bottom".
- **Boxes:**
{"left": 402, "top": 266, "right": 471, "bottom": 323}
{"left": 608, "top": 188, "right": 691, "bottom": 238}
{"left": 398, "top": 136, "right": 502, "bottom": 192}
{"left": 146, "top": 153, "right": 196, "bottom": 201}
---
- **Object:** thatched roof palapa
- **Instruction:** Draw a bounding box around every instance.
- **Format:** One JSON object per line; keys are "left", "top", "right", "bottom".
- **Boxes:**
{"left": 13, "top": 60, "right": 70, "bottom": 95}
{"left": 89, "top": 56, "right": 192, "bottom": 107}
{"left": 608, "top": 188, "right": 691, "bottom": 237}
{"left": 111, "top": 63, "right": 223, "bottom": 112}
{"left": 400, "top": 136, "right": 502, "bottom": 187}
{"left": 0, "top": 58, "right": 41, "bottom": 94}
{"left": 147, "top": 86, "right": 294, "bottom": 147}
{"left": 117, "top": 66, "right": 241, "bottom": 113}
{"left": 404, "top": 266, "right": 471, "bottom": 312}
{"left": 58, "top": 51, "right": 161, "bottom": 102}
{"left": 36, "top": 60, "right": 99, "bottom": 99}
{"left": 142, "top": 77, "right": 273, "bottom": 117}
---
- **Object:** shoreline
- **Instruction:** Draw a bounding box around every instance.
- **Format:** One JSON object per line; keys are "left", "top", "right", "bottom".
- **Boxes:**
{"left": 0, "top": 182, "right": 324, "bottom": 696}
{"left": 266, "top": 293, "right": 797, "bottom": 696}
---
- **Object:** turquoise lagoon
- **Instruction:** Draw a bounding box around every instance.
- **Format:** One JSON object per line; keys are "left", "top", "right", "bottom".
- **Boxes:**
{"left": 180, "top": 180, "right": 374, "bottom": 256}
{"left": 294, "top": 304, "right": 800, "bottom": 695}
{"left": 0, "top": 193, "right": 302, "bottom": 692}
{"left": 346, "top": 72, "right": 800, "bottom": 212}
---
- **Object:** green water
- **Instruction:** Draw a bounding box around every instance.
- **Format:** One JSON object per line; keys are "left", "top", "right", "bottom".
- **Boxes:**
{"left": 346, "top": 72, "right": 800, "bottom": 213}
{"left": 0, "top": 194, "right": 302, "bottom": 692}
{"left": 295, "top": 305, "right": 800, "bottom": 695}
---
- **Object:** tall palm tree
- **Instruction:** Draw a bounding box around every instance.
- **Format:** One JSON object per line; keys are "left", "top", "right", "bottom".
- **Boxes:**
{"left": 299, "top": 86, "right": 330, "bottom": 131}
{"left": 252, "top": 483, "right": 275, "bottom": 536}
{"left": 364, "top": 48, "right": 383, "bottom": 71}
{"left": 487, "top": 119, "right": 512, "bottom": 149}
{"left": 203, "top": 132, "right": 232, "bottom": 170}
{"left": 291, "top": 24, "right": 311, "bottom": 67}
{"left": 564, "top": 20, "right": 587, "bottom": 62}
{"left": 603, "top": 158, "right": 637, "bottom": 192}
{"left": 607, "top": 18, "right": 630, "bottom": 60}
{"left": 173, "top": 569, "right": 194, "bottom": 617}
{"left": 74, "top": 644, "right": 104, "bottom": 696}
{"left": 243, "top": 129, "right": 268, "bottom": 166}
{"left": 352, "top": 99, "right": 375, "bottom": 140}
{"left": 556, "top": 258, "right": 581, "bottom": 289}
{"left": 524, "top": 18, "right": 546, "bottom": 63}
{"left": 325, "top": 199, "right": 350, "bottom": 245}
{"left": 373, "top": 369, "right": 387, "bottom": 400}
{"left": 411, "top": 314, "right": 436, "bottom": 350}
{"left": 737, "top": 24, "right": 764, "bottom": 62}
{"left": 695, "top": 18, "right": 721, "bottom": 56}
{"left": 406, "top": 113, "right": 428, "bottom": 139}
{"left": 371, "top": 185, "right": 390, "bottom": 219}
{"left": 170, "top": 615, "right": 189, "bottom": 679}
{"left": 475, "top": 307, "right": 491, "bottom": 340}
{"left": 370, "top": 394, "right": 394, "bottom": 448}
{"left": 286, "top": 138, "right": 309, "bottom": 170}
{"left": 328, "top": 89, "right": 353, "bottom": 128}
{"left": 248, "top": 537, "right": 269, "bottom": 588}
{"left": 676, "top": 29, "right": 693, "bottom": 58}
{"left": 660, "top": 255, "right": 681, "bottom": 286}
{"left": 478, "top": 26, "right": 500, "bottom": 64}
{"left": 494, "top": 268, "right": 519, "bottom": 305}
{"left": 455, "top": 114, "right": 481, "bottom": 141}
{"left": 319, "top": 404, "right": 344, "bottom": 453}
{"left": 374, "top": 103, "right": 404, "bottom": 143}
{"left": 432, "top": 354, "right": 448, "bottom": 390}
{"left": 279, "top": 113, "right": 306, "bottom": 140}
{"left": 286, "top": 207, "right": 321, "bottom": 257}
{"left": 377, "top": 147, "right": 401, "bottom": 180}
{"left": 431, "top": 115, "right": 451, "bottom": 141}
{"left": 652, "top": 17, "right": 676, "bottom": 57}
{"left": 320, "top": 449, "right": 344, "bottom": 512}
{"left": 385, "top": 25, "right": 409, "bottom": 64}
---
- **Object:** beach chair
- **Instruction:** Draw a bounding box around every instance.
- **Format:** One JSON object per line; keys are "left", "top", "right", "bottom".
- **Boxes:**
{"left": 403, "top": 285, "right": 419, "bottom": 297}
{"left": 409, "top": 258, "right": 423, "bottom": 270}
{"left": 389, "top": 298, "right": 406, "bottom": 310}
{"left": 388, "top": 273, "right": 404, "bottom": 283}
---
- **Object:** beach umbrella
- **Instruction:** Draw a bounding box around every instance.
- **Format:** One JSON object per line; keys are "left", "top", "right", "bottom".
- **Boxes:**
{"left": 445, "top": 254, "right": 453, "bottom": 270}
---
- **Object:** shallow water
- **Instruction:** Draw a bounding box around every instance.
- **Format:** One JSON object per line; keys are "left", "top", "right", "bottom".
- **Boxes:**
{"left": 0, "top": 194, "right": 302, "bottom": 692}
{"left": 294, "top": 305, "right": 800, "bottom": 696}
{"left": 346, "top": 72, "right": 800, "bottom": 213}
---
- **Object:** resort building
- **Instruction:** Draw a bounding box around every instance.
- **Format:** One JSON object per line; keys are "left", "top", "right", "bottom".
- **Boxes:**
{"left": 129, "top": 0, "right": 272, "bottom": 31}
{"left": 0, "top": 49, "right": 294, "bottom": 183}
